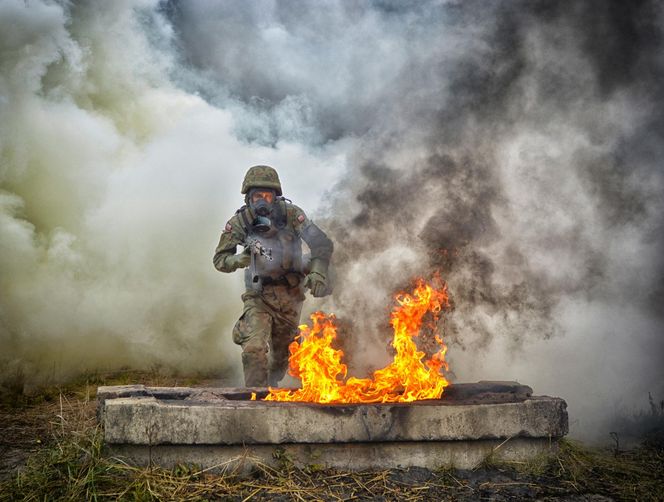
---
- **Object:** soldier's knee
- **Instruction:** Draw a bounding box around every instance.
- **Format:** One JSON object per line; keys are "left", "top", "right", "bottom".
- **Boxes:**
{"left": 243, "top": 337, "right": 269, "bottom": 355}
{"left": 232, "top": 309, "right": 272, "bottom": 346}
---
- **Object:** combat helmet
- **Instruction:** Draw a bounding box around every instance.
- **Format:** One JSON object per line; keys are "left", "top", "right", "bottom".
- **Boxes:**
{"left": 241, "top": 165, "right": 282, "bottom": 196}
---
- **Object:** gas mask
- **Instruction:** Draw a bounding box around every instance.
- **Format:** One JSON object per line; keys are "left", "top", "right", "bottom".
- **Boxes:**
{"left": 249, "top": 188, "right": 276, "bottom": 233}
{"left": 249, "top": 188, "right": 275, "bottom": 216}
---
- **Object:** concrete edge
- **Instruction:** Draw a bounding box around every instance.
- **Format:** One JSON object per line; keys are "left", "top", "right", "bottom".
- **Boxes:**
{"left": 106, "top": 437, "right": 560, "bottom": 472}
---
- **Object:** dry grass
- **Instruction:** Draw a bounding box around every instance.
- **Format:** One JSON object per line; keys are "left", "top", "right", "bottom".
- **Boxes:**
{"left": 484, "top": 439, "right": 664, "bottom": 501}
{"left": 1, "top": 372, "right": 663, "bottom": 501}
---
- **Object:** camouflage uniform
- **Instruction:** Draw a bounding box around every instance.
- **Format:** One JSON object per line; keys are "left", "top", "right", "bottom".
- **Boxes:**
{"left": 214, "top": 166, "right": 333, "bottom": 387}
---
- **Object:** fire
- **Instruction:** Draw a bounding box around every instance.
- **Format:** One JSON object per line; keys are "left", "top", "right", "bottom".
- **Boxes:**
{"left": 265, "top": 278, "right": 451, "bottom": 403}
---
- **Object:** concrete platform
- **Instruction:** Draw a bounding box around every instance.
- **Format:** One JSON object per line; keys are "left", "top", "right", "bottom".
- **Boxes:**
{"left": 98, "top": 382, "right": 568, "bottom": 471}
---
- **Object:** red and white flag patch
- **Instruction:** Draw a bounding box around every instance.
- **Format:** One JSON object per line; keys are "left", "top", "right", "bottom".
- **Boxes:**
{"left": 297, "top": 214, "right": 305, "bottom": 223}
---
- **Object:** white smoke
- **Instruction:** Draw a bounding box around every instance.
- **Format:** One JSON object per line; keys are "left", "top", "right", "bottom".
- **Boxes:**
{"left": 0, "top": 0, "right": 346, "bottom": 387}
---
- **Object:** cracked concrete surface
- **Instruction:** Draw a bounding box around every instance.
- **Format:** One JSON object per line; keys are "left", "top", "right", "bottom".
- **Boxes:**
{"left": 98, "top": 381, "right": 568, "bottom": 470}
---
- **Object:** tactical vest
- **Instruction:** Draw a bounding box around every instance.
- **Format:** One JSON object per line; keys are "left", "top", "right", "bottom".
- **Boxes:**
{"left": 236, "top": 199, "right": 304, "bottom": 287}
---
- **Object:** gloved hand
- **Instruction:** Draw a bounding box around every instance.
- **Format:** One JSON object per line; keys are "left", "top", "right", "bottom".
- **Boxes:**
{"left": 304, "top": 271, "right": 327, "bottom": 297}
{"left": 226, "top": 251, "right": 251, "bottom": 271}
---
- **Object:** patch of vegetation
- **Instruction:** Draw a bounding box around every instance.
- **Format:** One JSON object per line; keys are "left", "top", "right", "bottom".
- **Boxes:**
{"left": 0, "top": 368, "right": 206, "bottom": 408}
{"left": 609, "top": 392, "right": 664, "bottom": 452}
{"left": 492, "top": 439, "right": 664, "bottom": 501}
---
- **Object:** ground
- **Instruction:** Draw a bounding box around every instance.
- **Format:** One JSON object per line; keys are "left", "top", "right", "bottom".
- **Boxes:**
{"left": 1, "top": 372, "right": 662, "bottom": 501}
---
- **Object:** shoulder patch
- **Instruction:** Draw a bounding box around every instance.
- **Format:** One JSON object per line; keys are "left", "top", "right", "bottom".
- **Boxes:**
{"left": 224, "top": 222, "right": 232, "bottom": 233}
{"left": 287, "top": 203, "right": 309, "bottom": 230}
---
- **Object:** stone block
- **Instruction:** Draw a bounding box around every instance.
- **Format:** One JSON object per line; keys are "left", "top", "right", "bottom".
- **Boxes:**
{"left": 98, "top": 382, "right": 567, "bottom": 470}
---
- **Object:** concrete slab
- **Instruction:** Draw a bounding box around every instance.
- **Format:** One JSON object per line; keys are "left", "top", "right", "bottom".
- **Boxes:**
{"left": 96, "top": 381, "right": 534, "bottom": 409}
{"left": 98, "top": 382, "right": 567, "bottom": 470}
{"left": 103, "top": 395, "right": 566, "bottom": 445}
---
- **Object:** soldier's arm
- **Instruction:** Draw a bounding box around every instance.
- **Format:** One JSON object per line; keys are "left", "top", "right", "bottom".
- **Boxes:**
{"left": 290, "top": 205, "right": 333, "bottom": 297}
{"left": 213, "top": 216, "right": 248, "bottom": 273}
{"left": 291, "top": 205, "right": 333, "bottom": 262}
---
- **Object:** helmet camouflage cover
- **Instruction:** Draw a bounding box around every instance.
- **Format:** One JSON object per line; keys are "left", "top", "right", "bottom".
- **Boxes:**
{"left": 241, "top": 165, "right": 282, "bottom": 196}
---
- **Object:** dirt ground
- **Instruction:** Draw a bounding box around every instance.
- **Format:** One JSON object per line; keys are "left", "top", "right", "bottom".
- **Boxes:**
{"left": 0, "top": 401, "right": 62, "bottom": 481}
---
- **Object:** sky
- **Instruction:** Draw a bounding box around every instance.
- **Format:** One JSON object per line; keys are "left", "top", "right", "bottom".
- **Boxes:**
{"left": 1, "top": 0, "right": 663, "bottom": 441}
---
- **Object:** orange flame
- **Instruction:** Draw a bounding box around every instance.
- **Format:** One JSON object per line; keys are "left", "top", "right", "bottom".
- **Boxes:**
{"left": 265, "top": 278, "right": 450, "bottom": 403}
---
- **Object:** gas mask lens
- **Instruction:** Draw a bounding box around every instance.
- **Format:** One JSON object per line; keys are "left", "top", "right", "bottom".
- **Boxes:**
{"left": 251, "top": 190, "right": 274, "bottom": 204}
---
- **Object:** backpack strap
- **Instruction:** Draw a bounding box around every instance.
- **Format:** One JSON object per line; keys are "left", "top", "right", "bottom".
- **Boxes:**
{"left": 274, "top": 197, "right": 289, "bottom": 229}
{"left": 236, "top": 205, "right": 252, "bottom": 234}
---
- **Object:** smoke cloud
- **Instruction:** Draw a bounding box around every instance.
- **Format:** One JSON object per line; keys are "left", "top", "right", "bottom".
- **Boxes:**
{"left": 0, "top": 0, "right": 344, "bottom": 388}
{"left": 2, "top": 0, "right": 662, "bottom": 441}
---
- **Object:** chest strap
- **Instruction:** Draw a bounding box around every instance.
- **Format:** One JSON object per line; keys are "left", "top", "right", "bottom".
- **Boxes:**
{"left": 237, "top": 207, "right": 252, "bottom": 234}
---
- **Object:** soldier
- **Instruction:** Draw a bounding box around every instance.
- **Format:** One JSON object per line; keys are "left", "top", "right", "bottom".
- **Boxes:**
{"left": 213, "top": 165, "right": 334, "bottom": 387}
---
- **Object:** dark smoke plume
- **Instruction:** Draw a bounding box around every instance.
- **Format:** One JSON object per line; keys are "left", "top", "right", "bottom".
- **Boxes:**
{"left": 318, "top": 1, "right": 664, "bottom": 440}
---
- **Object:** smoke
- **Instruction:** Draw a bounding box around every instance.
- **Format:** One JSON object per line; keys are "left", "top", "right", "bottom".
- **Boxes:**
{"left": 0, "top": 0, "right": 344, "bottom": 388}
{"left": 315, "top": 0, "right": 664, "bottom": 440}
{"left": 328, "top": 1, "right": 664, "bottom": 440}
{"left": 2, "top": 0, "right": 663, "bottom": 441}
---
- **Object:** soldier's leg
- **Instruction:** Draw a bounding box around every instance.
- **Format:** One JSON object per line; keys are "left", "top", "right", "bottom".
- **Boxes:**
{"left": 267, "top": 286, "right": 304, "bottom": 387}
{"left": 232, "top": 299, "right": 273, "bottom": 387}
{"left": 269, "top": 321, "right": 298, "bottom": 386}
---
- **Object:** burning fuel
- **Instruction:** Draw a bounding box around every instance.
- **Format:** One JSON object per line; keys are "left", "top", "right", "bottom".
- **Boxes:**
{"left": 265, "top": 278, "right": 450, "bottom": 404}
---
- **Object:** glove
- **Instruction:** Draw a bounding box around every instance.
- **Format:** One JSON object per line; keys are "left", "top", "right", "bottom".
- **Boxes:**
{"left": 226, "top": 252, "right": 251, "bottom": 271}
{"left": 304, "top": 271, "right": 327, "bottom": 297}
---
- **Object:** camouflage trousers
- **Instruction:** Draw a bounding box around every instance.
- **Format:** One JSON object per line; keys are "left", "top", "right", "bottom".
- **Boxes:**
{"left": 232, "top": 284, "right": 305, "bottom": 387}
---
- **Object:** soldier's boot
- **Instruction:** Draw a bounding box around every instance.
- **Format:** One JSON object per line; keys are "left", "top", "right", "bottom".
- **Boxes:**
{"left": 241, "top": 344, "right": 269, "bottom": 387}
{"left": 268, "top": 363, "right": 287, "bottom": 387}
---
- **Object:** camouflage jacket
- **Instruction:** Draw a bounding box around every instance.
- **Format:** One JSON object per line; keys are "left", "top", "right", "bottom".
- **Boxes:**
{"left": 213, "top": 199, "right": 333, "bottom": 279}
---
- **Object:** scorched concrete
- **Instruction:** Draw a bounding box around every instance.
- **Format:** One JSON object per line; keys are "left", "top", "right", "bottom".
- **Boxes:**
{"left": 98, "top": 382, "right": 567, "bottom": 470}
